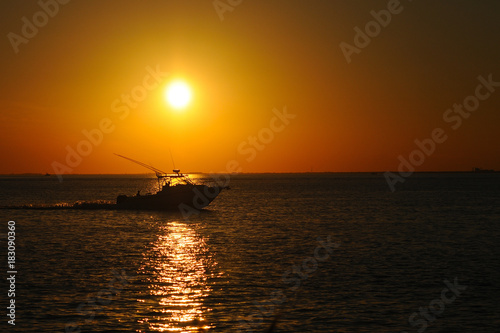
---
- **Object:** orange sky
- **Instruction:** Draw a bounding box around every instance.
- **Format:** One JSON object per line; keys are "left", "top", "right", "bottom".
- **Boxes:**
{"left": 1, "top": 1, "right": 499, "bottom": 174}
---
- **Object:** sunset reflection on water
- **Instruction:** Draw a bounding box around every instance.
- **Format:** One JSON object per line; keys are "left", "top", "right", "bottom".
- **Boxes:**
{"left": 137, "top": 221, "right": 215, "bottom": 332}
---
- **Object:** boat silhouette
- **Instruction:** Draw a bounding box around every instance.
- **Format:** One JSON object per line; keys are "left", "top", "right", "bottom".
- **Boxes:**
{"left": 115, "top": 154, "right": 226, "bottom": 211}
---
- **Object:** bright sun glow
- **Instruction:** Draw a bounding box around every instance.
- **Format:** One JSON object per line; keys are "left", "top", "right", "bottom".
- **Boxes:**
{"left": 165, "top": 81, "right": 192, "bottom": 110}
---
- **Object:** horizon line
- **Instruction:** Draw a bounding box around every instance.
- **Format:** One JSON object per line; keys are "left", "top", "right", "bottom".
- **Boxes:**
{"left": 1, "top": 170, "right": 498, "bottom": 176}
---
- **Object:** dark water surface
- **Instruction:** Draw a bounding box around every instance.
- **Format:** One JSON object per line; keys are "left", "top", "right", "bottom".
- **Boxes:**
{"left": 0, "top": 173, "right": 499, "bottom": 332}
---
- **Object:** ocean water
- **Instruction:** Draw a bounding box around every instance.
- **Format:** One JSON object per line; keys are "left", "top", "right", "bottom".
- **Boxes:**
{"left": 0, "top": 173, "right": 499, "bottom": 332}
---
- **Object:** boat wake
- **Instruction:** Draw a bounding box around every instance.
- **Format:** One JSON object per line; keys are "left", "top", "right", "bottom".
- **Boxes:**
{"left": 0, "top": 200, "right": 117, "bottom": 210}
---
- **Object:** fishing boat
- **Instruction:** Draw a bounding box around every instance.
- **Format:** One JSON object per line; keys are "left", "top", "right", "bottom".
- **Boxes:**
{"left": 115, "top": 154, "right": 226, "bottom": 211}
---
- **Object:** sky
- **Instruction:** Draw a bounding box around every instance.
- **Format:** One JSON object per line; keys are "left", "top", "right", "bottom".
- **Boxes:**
{"left": 1, "top": 0, "right": 499, "bottom": 174}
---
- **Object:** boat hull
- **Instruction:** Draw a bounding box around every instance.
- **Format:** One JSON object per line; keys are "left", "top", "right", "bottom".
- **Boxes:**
{"left": 116, "top": 185, "right": 223, "bottom": 211}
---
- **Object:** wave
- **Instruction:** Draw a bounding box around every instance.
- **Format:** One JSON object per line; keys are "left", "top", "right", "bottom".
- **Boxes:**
{"left": 0, "top": 200, "right": 117, "bottom": 210}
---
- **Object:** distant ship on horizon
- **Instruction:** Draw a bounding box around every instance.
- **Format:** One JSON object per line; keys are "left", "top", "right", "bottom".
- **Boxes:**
{"left": 472, "top": 167, "right": 496, "bottom": 173}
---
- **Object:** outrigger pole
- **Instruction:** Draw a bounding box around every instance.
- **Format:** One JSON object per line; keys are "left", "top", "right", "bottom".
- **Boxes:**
{"left": 115, "top": 153, "right": 171, "bottom": 190}
{"left": 114, "top": 154, "right": 168, "bottom": 176}
{"left": 114, "top": 153, "right": 194, "bottom": 190}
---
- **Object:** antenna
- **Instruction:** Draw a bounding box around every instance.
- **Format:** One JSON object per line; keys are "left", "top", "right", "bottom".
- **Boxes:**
{"left": 169, "top": 149, "right": 180, "bottom": 174}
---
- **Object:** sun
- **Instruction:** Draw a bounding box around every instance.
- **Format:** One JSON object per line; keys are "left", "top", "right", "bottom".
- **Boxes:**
{"left": 165, "top": 80, "right": 192, "bottom": 110}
